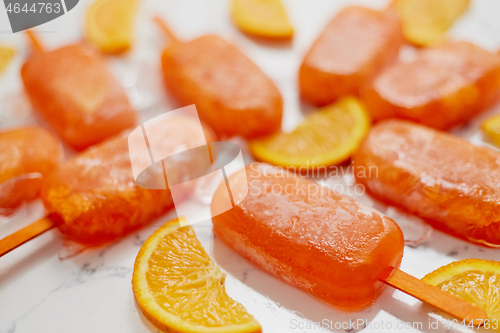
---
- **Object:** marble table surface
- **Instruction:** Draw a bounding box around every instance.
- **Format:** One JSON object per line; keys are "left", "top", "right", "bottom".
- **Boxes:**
{"left": 1, "top": 0, "right": 500, "bottom": 332}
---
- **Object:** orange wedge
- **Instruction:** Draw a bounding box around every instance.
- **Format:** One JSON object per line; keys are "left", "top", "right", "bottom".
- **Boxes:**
{"left": 132, "top": 218, "right": 261, "bottom": 333}
{"left": 482, "top": 115, "right": 500, "bottom": 148}
{"left": 231, "top": 0, "right": 294, "bottom": 39}
{"left": 0, "top": 47, "right": 15, "bottom": 74}
{"left": 393, "top": 0, "right": 470, "bottom": 46}
{"left": 85, "top": 0, "right": 138, "bottom": 53}
{"left": 249, "top": 97, "right": 370, "bottom": 168}
{"left": 423, "top": 259, "right": 500, "bottom": 330}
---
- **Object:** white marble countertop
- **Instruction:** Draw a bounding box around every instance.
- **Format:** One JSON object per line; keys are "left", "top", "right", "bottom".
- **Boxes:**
{"left": 1, "top": 1, "right": 500, "bottom": 332}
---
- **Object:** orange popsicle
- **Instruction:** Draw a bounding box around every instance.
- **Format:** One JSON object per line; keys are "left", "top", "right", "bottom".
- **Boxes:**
{"left": 21, "top": 36, "right": 137, "bottom": 150}
{"left": 158, "top": 18, "right": 283, "bottom": 139}
{"left": 211, "top": 163, "right": 404, "bottom": 310}
{"left": 362, "top": 41, "right": 500, "bottom": 130}
{"left": 299, "top": 6, "right": 402, "bottom": 106}
{"left": 353, "top": 119, "right": 500, "bottom": 247}
{"left": 41, "top": 114, "right": 216, "bottom": 245}
{"left": 0, "top": 126, "right": 62, "bottom": 214}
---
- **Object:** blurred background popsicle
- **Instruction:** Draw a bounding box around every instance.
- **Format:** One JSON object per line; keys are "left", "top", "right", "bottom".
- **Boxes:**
{"left": 156, "top": 17, "right": 283, "bottom": 140}
{"left": 362, "top": 41, "right": 500, "bottom": 130}
{"left": 353, "top": 119, "right": 500, "bottom": 247}
{"left": 21, "top": 32, "right": 138, "bottom": 150}
{"left": 0, "top": 126, "right": 62, "bottom": 215}
{"left": 299, "top": 6, "right": 402, "bottom": 106}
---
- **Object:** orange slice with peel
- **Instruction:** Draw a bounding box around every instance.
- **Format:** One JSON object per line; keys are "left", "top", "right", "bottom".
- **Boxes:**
{"left": 249, "top": 97, "right": 370, "bottom": 168}
{"left": 482, "top": 114, "right": 500, "bottom": 148}
{"left": 423, "top": 259, "right": 500, "bottom": 329}
{"left": 132, "top": 217, "right": 261, "bottom": 333}
{"left": 0, "top": 47, "right": 15, "bottom": 74}
{"left": 85, "top": 0, "right": 138, "bottom": 53}
{"left": 393, "top": 0, "right": 470, "bottom": 46}
{"left": 231, "top": 0, "right": 294, "bottom": 39}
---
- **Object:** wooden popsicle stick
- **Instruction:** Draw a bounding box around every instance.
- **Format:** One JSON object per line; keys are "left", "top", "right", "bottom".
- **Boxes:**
{"left": 153, "top": 16, "right": 180, "bottom": 44}
{"left": 383, "top": 268, "right": 488, "bottom": 326}
{"left": 26, "top": 30, "right": 45, "bottom": 53}
{"left": 0, "top": 217, "right": 56, "bottom": 257}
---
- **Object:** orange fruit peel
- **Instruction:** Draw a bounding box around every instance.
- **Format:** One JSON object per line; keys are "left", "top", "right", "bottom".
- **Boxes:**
{"left": 0, "top": 47, "right": 15, "bottom": 74}
{"left": 85, "top": 0, "right": 139, "bottom": 53}
{"left": 482, "top": 115, "right": 500, "bottom": 148}
{"left": 132, "top": 217, "right": 262, "bottom": 333}
{"left": 393, "top": 0, "right": 470, "bottom": 46}
{"left": 231, "top": 0, "right": 293, "bottom": 39}
{"left": 423, "top": 259, "right": 500, "bottom": 328}
{"left": 249, "top": 97, "right": 370, "bottom": 168}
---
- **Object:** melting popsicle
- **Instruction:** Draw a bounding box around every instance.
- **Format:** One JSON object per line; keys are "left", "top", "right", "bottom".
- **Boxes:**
{"left": 211, "top": 163, "right": 405, "bottom": 310}
{"left": 362, "top": 41, "right": 500, "bottom": 130}
{"left": 40, "top": 113, "right": 216, "bottom": 245}
{"left": 210, "top": 163, "right": 488, "bottom": 323}
{"left": 0, "top": 126, "right": 62, "bottom": 214}
{"left": 353, "top": 119, "right": 500, "bottom": 247}
{"left": 156, "top": 17, "right": 283, "bottom": 140}
{"left": 299, "top": 6, "right": 402, "bottom": 106}
{"left": 21, "top": 32, "right": 137, "bottom": 150}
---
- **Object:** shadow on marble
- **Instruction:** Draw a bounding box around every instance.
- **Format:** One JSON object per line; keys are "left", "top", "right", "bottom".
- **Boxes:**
{"left": 0, "top": 231, "right": 61, "bottom": 290}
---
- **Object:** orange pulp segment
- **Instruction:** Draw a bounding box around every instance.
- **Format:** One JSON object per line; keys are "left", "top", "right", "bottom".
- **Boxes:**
{"left": 231, "top": 0, "right": 293, "bottom": 39}
{"left": 0, "top": 47, "right": 15, "bottom": 74}
{"left": 86, "top": 0, "right": 139, "bottom": 53}
{"left": 423, "top": 259, "right": 500, "bottom": 329}
{"left": 132, "top": 218, "right": 262, "bottom": 333}
{"left": 249, "top": 97, "right": 370, "bottom": 167}
{"left": 393, "top": 0, "right": 470, "bottom": 46}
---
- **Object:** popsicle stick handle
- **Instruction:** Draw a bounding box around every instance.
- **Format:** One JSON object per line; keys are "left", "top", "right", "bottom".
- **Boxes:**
{"left": 26, "top": 30, "right": 45, "bottom": 53}
{"left": 0, "top": 217, "right": 56, "bottom": 257}
{"left": 383, "top": 268, "right": 488, "bottom": 326}
{"left": 153, "top": 16, "right": 180, "bottom": 44}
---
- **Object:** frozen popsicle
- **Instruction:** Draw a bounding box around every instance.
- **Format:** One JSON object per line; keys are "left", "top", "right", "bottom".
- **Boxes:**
{"left": 362, "top": 41, "right": 500, "bottom": 130}
{"left": 353, "top": 119, "right": 500, "bottom": 247}
{"left": 156, "top": 17, "right": 283, "bottom": 139}
{"left": 0, "top": 113, "right": 215, "bottom": 251}
{"left": 21, "top": 32, "right": 137, "bottom": 150}
{"left": 0, "top": 126, "right": 62, "bottom": 214}
{"left": 40, "top": 113, "right": 216, "bottom": 245}
{"left": 212, "top": 163, "right": 405, "bottom": 310}
{"left": 210, "top": 163, "right": 488, "bottom": 322}
{"left": 299, "top": 6, "right": 402, "bottom": 106}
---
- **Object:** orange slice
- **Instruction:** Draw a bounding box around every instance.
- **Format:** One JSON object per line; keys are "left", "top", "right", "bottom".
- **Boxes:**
{"left": 482, "top": 115, "right": 500, "bottom": 148}
{"left": 132, "top": 217, "right": 261, "bottom": 333}
{"left": 249, "top": 97, "right": 370, "bottom": 168}
{"left": 231, "top": 0, "right": 294, "bottom": 39}
{"left": 0, "top": 47, "right": 15, "bottom": 74}
{"left": 393, "top": 0, "right": 470, "bottom": 46}
{"left": 423, "top": 259, "right": 500, "bottom": 330}
{"left": 85, "top": 0, "right": 139, "bottom": 53}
